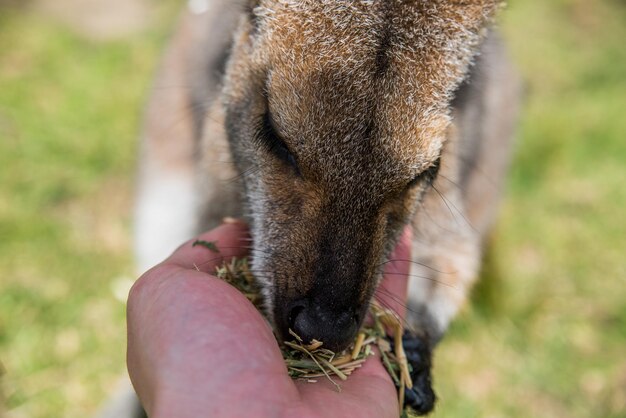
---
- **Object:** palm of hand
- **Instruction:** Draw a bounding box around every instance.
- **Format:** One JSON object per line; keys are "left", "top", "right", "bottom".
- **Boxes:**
{"left": 127, "top": 222, "right": 410, "bottom": 418}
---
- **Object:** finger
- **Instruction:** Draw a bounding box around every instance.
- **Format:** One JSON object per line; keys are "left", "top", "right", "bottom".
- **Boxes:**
{"left": 165, "top": 219, "right": 250, "bottom": 273}
{"left": 375, "top": 225, "right": 413, "bottom": 319}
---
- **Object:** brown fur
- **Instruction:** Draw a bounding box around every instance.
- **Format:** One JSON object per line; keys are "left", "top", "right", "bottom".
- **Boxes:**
{"left": 219, "top": 0, "right": 502, "bottom": 343}
{"left": 132, "top": 0, "right": 521, "bottom": 414}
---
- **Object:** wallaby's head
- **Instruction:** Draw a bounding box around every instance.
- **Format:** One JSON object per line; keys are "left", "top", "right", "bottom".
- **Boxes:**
{"left": 221, "top": 0, "right": 498, "bottom": 350}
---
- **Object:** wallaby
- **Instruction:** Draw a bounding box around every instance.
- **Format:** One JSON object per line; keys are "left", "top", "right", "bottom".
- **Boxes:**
{"left": 126, "top": 0, "right": 521, "bottom": 415}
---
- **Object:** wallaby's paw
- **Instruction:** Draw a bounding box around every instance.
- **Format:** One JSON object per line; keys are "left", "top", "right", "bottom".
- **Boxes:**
{"left": 395, "top": 332, "right": 436, "bottom": 415}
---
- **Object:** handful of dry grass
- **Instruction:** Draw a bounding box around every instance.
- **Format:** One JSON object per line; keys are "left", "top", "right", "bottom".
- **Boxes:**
{"left": 214, "top": 256, "right": 413, "bottom": 415}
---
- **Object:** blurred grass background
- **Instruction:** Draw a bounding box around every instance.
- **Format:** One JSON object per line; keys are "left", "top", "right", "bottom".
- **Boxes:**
{"left": 0, "top": 0, "right": 625, "bottom": 417}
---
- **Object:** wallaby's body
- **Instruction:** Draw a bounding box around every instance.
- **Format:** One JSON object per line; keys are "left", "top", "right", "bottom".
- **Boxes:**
{"left": 131, "top": 0, "right": 520, "bottom": 414}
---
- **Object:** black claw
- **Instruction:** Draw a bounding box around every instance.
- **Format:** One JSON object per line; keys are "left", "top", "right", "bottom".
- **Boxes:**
{"left": 405, "top": 371, "right": 436, "bottom": 415}
{"left": 391, "top": 331, "right": 437, "bottom": 415}
{"left": 405, "top": 350, "right": 425, "bottom": 369}
{"left": 401, "top": 334, "right": 428, "bottom": 351}
{"left": 404, "top": 386, "right": 420, "bottom": 409}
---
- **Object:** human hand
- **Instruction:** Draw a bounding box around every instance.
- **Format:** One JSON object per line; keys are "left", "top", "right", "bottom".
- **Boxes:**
{"left": 127, "top": 220, "right": 412, "bottom": 418}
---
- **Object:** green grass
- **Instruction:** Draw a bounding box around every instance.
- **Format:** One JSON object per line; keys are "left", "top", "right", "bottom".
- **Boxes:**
{"left": 0, "top": 7, "right": 170, "bottom": 417}
{"left": 431, "top": 1, "right": 626, "bottom": 417}
{"left": 1, "top": 0, "right": 625, "bottom": 417}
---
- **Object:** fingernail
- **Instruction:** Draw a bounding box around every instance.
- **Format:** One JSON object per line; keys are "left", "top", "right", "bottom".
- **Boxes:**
{"left": 222, "top": 217, "right": 245, "bottom": 225}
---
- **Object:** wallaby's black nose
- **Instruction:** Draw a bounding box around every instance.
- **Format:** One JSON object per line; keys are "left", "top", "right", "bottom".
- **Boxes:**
{"left": 287, "top": 299, "right": 359, "bottom": 352}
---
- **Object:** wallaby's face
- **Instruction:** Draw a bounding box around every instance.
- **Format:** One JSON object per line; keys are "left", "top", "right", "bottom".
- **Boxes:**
{"left": 222, "top": 1, "right": 496, "bottom": 350}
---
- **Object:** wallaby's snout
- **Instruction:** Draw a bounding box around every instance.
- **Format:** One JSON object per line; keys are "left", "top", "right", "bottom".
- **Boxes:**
{"left": 261, "top": 204, "right": 392, "bottom": 351}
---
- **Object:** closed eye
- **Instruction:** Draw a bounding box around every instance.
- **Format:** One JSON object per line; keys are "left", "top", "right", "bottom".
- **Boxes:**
{"left": 407, "top": 157, "right": 441, "bottom": 189}
{"left": 256, "top": 111, "right": 301, "bottom": 176}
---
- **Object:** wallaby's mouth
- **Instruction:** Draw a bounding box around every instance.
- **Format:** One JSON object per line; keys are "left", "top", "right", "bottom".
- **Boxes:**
{"left": 274, "top": 293, "right": 369, "bottom": 352}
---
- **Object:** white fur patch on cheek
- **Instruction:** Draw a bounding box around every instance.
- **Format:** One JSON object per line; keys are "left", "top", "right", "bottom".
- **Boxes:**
{"left": 134, "top": 173, "right": 198, "bottom": 274}
{"left": 250, "top": 237, "right": 277, "bottom": 325}
{"left": 407, "top": 261, "right": 461, "bottom": 333}
{"left": 246, "top": 183, "right": 280, "bottom": 323}
{"left": 407, "top": 236, "right": 480, "bottom": 334}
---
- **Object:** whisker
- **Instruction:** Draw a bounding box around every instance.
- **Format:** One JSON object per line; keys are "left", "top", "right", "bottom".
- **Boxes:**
{"left": 438, "top": 173, "right": 466, "bottom": 193}
{"left": 431, "top": 184, "right": 458, "bottom": 226}
{"left": 378, "top": 258, "right": 454, "bottom": 274}
{"left": 432, "top": 184, "right": 478, "bottom": 234}
{"left": 375, "top": 269, "right": 457, "bottom": 289}
{"left": 414, "top": 197, "right": 460, "bottom": 236}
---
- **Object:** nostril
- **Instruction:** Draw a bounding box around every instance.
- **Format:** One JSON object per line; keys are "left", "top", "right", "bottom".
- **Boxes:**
{"left": 282, "top": 300, "right": 361, "bottom": 350}
{"left": 288, "top": 303, "right": 306, "bottom": 330}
